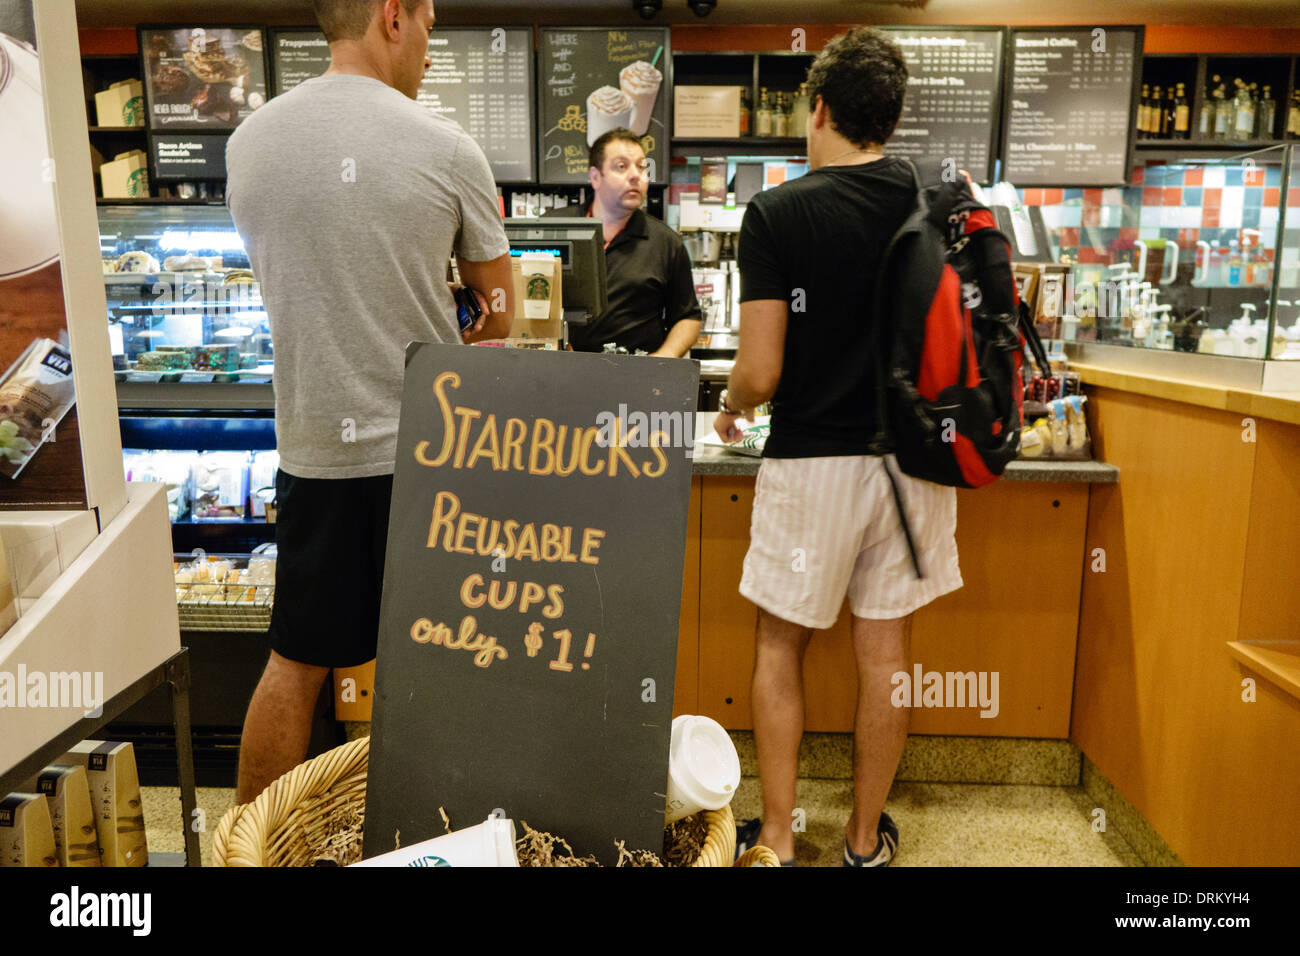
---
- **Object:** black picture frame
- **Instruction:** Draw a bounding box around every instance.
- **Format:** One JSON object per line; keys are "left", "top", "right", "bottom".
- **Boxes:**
{"left": 537, "top": 27, "right": 672, "bottom": 186}
{"left": 878, "top": 24, "right": 1007, "bottom": 186}
{"left": 999, "top": 25, "right": 1146, "bottom": 187}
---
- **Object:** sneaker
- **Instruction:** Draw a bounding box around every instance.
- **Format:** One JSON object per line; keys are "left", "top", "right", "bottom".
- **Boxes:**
{"left": 842, "top": 812, "right": 899, "bottom": 867}
{"left": 735, "top": 817, "right": 797, "bottom": 866}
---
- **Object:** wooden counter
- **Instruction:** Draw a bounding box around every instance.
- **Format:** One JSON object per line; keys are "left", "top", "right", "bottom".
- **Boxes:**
{"left": 1069, "top": 365, "right": 1300, "bottom": 866}
{"left": 676, "top": 449, "right": 1117, "bottom": 739}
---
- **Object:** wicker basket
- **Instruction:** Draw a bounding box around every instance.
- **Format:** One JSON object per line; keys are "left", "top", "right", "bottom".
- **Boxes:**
{"left": 214, "top": 736, "right": 751, "bottom": 867}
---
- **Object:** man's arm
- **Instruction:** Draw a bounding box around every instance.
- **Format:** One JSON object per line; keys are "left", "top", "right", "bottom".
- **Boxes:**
{"left": 729, "top": 300, "right": 786, "bottom": 398}
{"left": 715, "top": 199, "right": 787, "bottom": 441}
{"left": 651, "top": 240, "right": 704, "bottom": 357}
{"left": 714, "top": 300, "right": 786, "bottom": 441}
{"left": 654, "top": 317, "right": 702, "bottom": 358}
{"left": 456, "top": 254, "right": 515, "bottom": 342}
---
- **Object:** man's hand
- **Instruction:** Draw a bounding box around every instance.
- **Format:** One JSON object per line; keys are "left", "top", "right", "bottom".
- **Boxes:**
{"left": 448, "top": 282, "right": 492, "bottom": 343}
{"left": 714, "top": 408, "right": 754, "bottom": 444}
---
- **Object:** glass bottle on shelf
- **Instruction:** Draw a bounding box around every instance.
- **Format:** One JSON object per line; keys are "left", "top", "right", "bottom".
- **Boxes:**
{"left": 1257, "top": 85, "right": 1276, "bottom": 140}
{"left": 1213, "top": 83, "right": 1232, "bottom": 140}
{"left": 738, "top": 87, "right": 751, "bottom": 137}
{"left": 1138, "top": 83, "right": 1151, "bottom": 138}
{"left": 756, "top": 87, "right": 773, "bottom": 137}
{"left": 1233, "top": 79, "right": 1255, "bottom": 140}
{"left": 790, "top": 82, "right": 810, "bottom": 136}
{"left": 773, "top": 92, "right": 789, "bottom": 138}
{"left": 1199, "top": 75, "right": 1220, "bottom": 139}
{"left": 1164, "top": 86, "right": 1177, "bottom": 137}
{"left": 1289, "top": 91, "right": 1300, "bottom": 139}
{"left": 1149, "top": 85, "right": 1162, "bottom": 138}
{"left": 1174, "top": 83, "right": 1190, "bottom": 139}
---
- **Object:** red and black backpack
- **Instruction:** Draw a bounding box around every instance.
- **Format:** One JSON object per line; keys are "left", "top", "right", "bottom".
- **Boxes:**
{"left": 868, "top": 159, "right": 1051, "bottom": 577}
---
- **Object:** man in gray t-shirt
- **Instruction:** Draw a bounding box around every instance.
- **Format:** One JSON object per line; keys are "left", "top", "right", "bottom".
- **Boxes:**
{"left": 225, "top": 0, "right": 514, "bottom": 803}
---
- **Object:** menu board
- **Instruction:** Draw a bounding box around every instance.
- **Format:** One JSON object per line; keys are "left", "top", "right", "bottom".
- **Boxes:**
{"left": 417, "top": 28, "right": 535, "bottom": 183}
{"left": 539, "top": 28, "right": 669, "bottom": 184}
{"left": 270, "top": 28, "right": 329, "bottom": 94}
{"left": 880, "top": 27, "right": 1003, "bottom": 185}
{"left": 150, "top": 135, "right": 227, "bottom": 180}
{"left": 364, "top": 343, "right": 698, "bottom": 866}
{"left": 270, "top": 27, "right": 534, "bottom": 182}
{"left": 1002, "top": 27, "right": 1142, "bottom": 186}
{"left": 139, "top": 26, "right": 269, "bottom": 131}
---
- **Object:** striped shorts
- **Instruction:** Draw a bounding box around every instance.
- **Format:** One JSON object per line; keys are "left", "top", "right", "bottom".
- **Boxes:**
{"left": 739, "top": 455, "right": 963, "bottom": 628}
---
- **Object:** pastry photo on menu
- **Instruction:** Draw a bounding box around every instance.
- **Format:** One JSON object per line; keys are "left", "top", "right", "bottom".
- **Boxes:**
{"left": 140, "top": 26, "right": 268, "bottom": 130}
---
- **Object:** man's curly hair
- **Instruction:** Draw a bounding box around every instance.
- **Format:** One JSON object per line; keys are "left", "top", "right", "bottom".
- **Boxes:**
{"left": 804, "top": 27, "right": 909, "bottom": 147}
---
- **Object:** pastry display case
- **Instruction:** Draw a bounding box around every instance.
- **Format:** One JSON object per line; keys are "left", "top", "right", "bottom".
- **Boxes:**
{"left": 98, "top": 202, "right": 272, "bottom": 403}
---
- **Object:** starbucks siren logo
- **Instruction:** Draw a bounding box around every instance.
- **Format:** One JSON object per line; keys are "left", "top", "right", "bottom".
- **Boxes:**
{"left": 526, "top": 275, "right": 551, "bottom": 300}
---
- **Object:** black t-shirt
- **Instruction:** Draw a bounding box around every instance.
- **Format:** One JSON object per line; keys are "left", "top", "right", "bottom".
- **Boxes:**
{"left": 543, "top": 205, "right": 701, "bottom": 353}
{"left": 738, "top": 157, "right": 916, "bottom": 458}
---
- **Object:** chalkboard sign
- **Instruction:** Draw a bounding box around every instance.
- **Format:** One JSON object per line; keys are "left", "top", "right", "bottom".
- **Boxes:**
{"left": 539, "top": 28, "right": 669, "bottom": 184}
{"left": 880, "top": 27, "right": 1004, "bottom": 185}
{"left": 364, "top": 344, "right": 698, "bottom": 865}
{"left": 139, "top": 25, "right": 269, "bottom": 131}
{"left": 270, "top": 28, "right": 329, "bottom": 94}
{"left": 270, "top": 27, "right": 535, "bottom": 182}
{"left": 150, "top": 134, "right": 227, "bottom": 180}
{"left": 1002, "top": 26, "right": 1143, "bottom": 186}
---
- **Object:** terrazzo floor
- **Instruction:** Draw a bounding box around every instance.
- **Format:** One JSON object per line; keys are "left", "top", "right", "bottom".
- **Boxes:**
{"left": 141, "top": 776, "right": 1141, "bottom": 867}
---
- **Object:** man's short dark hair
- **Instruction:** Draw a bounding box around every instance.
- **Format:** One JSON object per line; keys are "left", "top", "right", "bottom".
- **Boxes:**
{"left": 589, "top": 128, "right": 646, "bottom": 171}
{"left": 313, "top": 0, "right": 425, "bottom": 43}
{"left": 805, "top": 27, "right": 908, "bottom": 147}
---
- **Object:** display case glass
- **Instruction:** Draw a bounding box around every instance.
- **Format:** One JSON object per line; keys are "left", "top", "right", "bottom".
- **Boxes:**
{"left": 1024, "top": 145, "right": 1299, "bottom": 360}
{"left": 98, "top": 203, "right": 272, "bottom": 383}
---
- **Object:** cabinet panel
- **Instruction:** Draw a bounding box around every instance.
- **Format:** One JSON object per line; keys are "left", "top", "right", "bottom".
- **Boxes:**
{"left": 698, "top": 474, "right": 1087, "bottom": 737}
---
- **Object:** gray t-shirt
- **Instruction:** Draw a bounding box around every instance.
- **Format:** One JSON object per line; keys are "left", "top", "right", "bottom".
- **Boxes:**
{"left": 226, "top": 74, "right": 508, "bottom": 478}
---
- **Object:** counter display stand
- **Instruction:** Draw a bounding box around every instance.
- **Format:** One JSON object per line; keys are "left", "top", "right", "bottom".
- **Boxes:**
{"left": 0, "top": 0, "right": 191, "bottom": 863}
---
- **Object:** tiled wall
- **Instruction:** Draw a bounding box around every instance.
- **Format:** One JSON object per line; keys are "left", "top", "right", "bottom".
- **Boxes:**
{"left": 1019, "top": 162, "right": 1300, "bottom": 288}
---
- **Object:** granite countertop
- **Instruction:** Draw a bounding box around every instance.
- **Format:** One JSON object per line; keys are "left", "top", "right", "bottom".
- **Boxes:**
{"left": 689, "top": 444, "right": 1118, "bottom": 482}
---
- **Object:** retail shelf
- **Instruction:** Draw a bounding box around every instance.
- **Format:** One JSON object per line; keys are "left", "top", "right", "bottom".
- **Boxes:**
{"left": 97, "top": 197, "right": 227, "bottom": 206}
{"left": 0, "top": 484, "right": 180, "bottom": 777}
{"left": 1135, "top": 138, "right": 1294, "bottom": 151}
{"left": 1226, "top": 641, "right": 1300, "bottom": 701}
{"left": 88, "top": 125, "right": 146, "bottom": 134}
{"left": 116, "top": 380, "right": 275, "bottom": 411}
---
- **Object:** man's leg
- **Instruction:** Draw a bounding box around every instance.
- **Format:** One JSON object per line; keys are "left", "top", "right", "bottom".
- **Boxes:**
{"left": 236, "top": 651, "right": 330, "bottom": 804}
{"left": 846, "top": 612, "right": 912, "bottom": 856}
{"left": 752, "top": 607, "right": 813, "bottom": 861}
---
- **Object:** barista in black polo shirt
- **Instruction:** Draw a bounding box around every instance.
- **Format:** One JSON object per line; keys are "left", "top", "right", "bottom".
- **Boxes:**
{"left": 545, "top": 129, "right": 701, "bottom": 355}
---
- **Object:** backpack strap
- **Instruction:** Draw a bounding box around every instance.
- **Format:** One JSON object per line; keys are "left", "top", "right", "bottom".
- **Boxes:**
{"left": 870, "top": 158, "right": 929, "bottom": 579}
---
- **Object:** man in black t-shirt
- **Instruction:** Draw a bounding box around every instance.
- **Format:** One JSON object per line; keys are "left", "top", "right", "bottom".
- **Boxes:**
{"left": 544, "top": 129, "right": 701, "bottom": 355}
{"left": 716, "top": 27, "right": 963, "bottom": 867}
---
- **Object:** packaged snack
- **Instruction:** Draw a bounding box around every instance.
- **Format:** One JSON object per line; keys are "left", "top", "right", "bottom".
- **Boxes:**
{"left": 1047, "top": 400, "right": 1069, "bottom": 455}
{"left": 1019, "top": 425, "right": 1045, "bottom": 457}
{"left": 190, "top": 452, "right": 249, "bottom": 520}
{"left": 1032, "top": 417, "right": 1053, "bottom": 452}
{"left": 1066, "top": 395, "right": 1089, "bottom": 449}
{"left": 0, "top": 339, "right": 76, "bottom": 479}
{"left": 248, "top": 450, "right": 278, "bottom": 518}
{"left": 134, "top": 350, "right": 191, "bottom": 371}
{"left": 193, "top": 344, "right": 240, "bottom": 372}
{"left": 123, "top": 450, "right": 194, "bottom": 520}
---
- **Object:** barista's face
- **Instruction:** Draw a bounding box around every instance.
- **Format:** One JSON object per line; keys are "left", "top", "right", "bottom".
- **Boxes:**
{"left": 387, "top": 0, "right": 435, "bottom": 100}
{"left": 591, "top": 140, "right": 649, "bottom": 215}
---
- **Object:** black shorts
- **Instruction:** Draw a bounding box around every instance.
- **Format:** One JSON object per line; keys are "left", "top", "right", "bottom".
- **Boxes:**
{"left": 267, "top": 469, "right": 394, "bottom": 668}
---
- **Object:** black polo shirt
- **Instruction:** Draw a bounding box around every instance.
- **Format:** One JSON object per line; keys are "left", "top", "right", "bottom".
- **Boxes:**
{"left": 543, "top": 204, "right": 701, "bottom": 353}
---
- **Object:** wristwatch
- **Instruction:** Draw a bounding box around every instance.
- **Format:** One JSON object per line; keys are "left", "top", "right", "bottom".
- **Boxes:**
{"left": 718, "top": 389, "right": 748, "bottom": 417}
